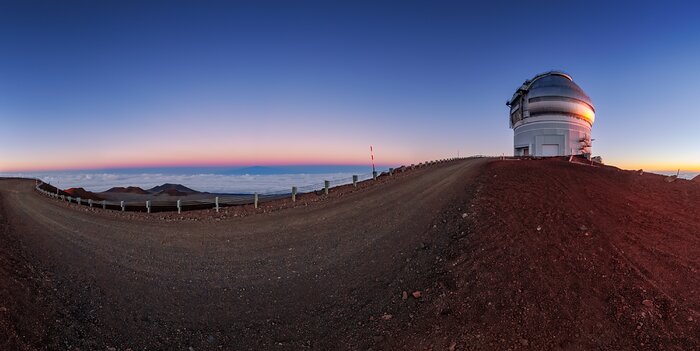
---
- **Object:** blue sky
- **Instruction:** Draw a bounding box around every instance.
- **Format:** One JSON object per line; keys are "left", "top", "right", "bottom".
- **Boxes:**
{"left": 1, "top": 0, "right": 698, "bottom": 171}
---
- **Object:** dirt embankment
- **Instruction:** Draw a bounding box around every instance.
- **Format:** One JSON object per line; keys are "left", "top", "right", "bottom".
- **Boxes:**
{"left": 391, "top": 158, "right": 699, "bottom": 350}
{"left": 1, "top": 157, "right": 698, "bottom": 350}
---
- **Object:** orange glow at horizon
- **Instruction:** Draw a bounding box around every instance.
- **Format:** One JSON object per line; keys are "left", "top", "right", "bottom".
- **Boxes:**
{"left": 0, "top": 148, "right": 433, "bottom": 173}
{"left": 612, "top": 162, "right": 700, "bottom": 173}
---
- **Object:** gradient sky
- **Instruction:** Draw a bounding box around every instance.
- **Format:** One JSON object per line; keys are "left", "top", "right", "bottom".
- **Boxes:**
{"left": 1, "top": 1, "right": 699, "bottom": 172}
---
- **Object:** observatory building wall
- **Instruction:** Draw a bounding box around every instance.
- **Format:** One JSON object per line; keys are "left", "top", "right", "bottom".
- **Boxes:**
{"left": 507, "top": 71, "right": 595, "bottom": 157}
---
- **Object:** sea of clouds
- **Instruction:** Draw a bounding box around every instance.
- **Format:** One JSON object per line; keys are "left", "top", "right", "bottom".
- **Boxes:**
{"left": 0, "top": 171, "right": 375, "bottom": 194}
{"left": 3, "top": 168, "right": 695, "bottom": 195}
{"left": 651, "top": 171, "right": 699, "bottom": 180}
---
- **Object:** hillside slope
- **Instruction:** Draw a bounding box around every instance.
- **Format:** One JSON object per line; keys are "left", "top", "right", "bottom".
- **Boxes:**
{"left": 392, "top": 158, "right": 699, "bottom": 350}
{"left": 1, "top": 158, "right": 697, "bottom": 350}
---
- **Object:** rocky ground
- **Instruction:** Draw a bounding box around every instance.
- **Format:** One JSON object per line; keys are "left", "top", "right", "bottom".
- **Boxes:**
{"left": 388, "top": 158, "right": 699, "bottom": 350}
{"left": 1, "top": 157, "right": 698, "bottom": 350}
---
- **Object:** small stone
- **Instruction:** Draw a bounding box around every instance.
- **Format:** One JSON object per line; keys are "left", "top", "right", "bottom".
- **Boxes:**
{"left": 642, "top": 299, "right": 653, "bottom": 307}
{"left": 536, "top": 226, "right": 542, "bottom": 231}
{"left": 688, "top": 316, "right": 694, "bottom": 322}
{"left": 519, "top": 338, "right": 529, "bottom": 346}
{"left": 0, "top": 307, "right": 7, "bottom": 312}
{"left": 448, "top": 341, "right": 457, "bottom": 350}
{"left": 461, "top": 213, "right": 467, "bottom": 219}
{"left": 402, "top": 291, "right": 408, "bottom": 300}
{"left": 381, "top": 313, "right": 393, "bottom": 320}
{"left": 412, "top": 291, "right": 422, "bottom": 299}
{"left": 579, "top": 225, "right": 588, "bottom": 231}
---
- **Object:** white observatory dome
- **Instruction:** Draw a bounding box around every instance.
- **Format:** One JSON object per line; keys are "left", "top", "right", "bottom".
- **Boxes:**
{"left": 507, "top": 71, "right": 595, "bottom": 157}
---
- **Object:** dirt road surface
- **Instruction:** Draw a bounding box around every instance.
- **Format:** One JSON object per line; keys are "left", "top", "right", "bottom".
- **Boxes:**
{"left": 2, "top": 157, "right": 698, "bottom": 350}
{"left": 1, "top": 158, "right": 487, "bottom": 350}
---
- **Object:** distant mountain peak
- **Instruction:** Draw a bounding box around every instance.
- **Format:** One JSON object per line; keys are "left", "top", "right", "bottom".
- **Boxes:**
{"left": 65, "top": 187, "right": 104, "bottom": 200}
{"left": 103, "top": 186, "right": 150, "bottom": 194}
{"left": 147, "top": 183, "right": 200, "bottom": 194}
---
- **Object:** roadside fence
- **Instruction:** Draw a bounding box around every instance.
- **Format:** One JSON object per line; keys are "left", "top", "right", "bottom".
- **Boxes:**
{"left": 34, "top": 157, "right": 471, "bottom": 213}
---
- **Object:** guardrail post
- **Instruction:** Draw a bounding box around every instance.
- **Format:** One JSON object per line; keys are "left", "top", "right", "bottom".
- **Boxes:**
{"left": 372, "top": 171, "right": 378, "bottom": 180}
{"left": 324, "top": 180, "right": 329, "bottom": 195}
{"left": 120, "top": 201, "right": 125, "bottom": 212}
{"left": 68, "top": 196, "right": 72, "bottom": 203}
{"left": 102, "top": 200, "right": 106, "bottom": 209}
{"left": 389, "top": 168, "right": 394, "bottom": 176}
{"left": 352, "top": 175, "right": 358, "bottom": 187}
{"left": 177, "top": 199, "right": 181, "bottom": 214}
{"left": 254, "top": 193, "right": 259, "bottom": 209}
{"left": 215, "top": 197, "right": 219, "bottom": 212}
{"left": 292, "top": 187, "right": 297, "bottom": 202}
{"left": 77, "top": 197, "right": 81, "bottom": 205}
{"left": 61, "top": 195, "right": 65, "bottom": 201}
{"left": 88, "top": 199, "right": 93, "bottom": 207}
{"left": 146, "top": 200, "right": 151, "bottom": 213}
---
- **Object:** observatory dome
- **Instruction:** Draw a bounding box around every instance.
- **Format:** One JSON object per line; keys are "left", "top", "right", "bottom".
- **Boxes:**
{"left": 507, "top": 71, "right": 595, "bottom": 157}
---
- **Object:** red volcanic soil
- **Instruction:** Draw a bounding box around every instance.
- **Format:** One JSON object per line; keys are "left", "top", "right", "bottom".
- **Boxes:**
{"left": 393, "top": 158, "right": 699, "bottom": 350}
{"left": 1, "top": 158, "right": 698, "bottom": 350}
{"left": 693, "top": 174, "right": 700, "bottom": 183}
{"left": 103, "top": 186, "right": 150, "bottom": 194}
{"left": 64, "top": 187, "right": 104, "bottom": 201}
{"left": 38, "top": 183, "right": 70, "bottom": 196}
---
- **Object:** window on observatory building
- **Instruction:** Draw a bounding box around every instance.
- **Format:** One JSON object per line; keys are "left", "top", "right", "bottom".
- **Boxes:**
{"left": 528, "top": 96, "right": 594, "bottom": 110}
{"left": 511, "top": 108, "right": 522, "bottom": 125}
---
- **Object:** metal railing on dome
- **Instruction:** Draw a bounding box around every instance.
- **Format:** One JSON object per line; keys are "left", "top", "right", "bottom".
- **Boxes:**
{"left": 34, "top": 157, "right": 470, "bottom": 213}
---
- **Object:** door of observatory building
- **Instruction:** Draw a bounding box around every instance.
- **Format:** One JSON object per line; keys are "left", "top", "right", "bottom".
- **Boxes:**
{"left": 541, "top": 144, "right": 559, "bottom": 157}
{"left": 515, "top": 146, "right": 529, "bottom": 156}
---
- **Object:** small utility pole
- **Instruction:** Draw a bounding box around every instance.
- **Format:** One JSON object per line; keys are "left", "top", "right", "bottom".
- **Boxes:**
{"left": 370, "top": 145, "right": 376, "bottom": 174}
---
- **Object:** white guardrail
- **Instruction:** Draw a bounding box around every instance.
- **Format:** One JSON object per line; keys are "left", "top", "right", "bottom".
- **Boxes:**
{"left": 34, "top": 157, "right": 470, "bottom": 213}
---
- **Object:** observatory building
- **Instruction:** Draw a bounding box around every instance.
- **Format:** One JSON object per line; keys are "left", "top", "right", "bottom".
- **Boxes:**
{"left": 507, "top": 71, "right": 595, "bottom": 157}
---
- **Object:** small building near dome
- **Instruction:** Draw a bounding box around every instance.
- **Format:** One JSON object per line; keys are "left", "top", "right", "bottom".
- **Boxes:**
{"left": 507, "top": 71, "right": 595, "bottom": 157}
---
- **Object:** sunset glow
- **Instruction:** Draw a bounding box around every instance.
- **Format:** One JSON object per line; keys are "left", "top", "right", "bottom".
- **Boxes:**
{"left": 1, "top": 2, "right": 698, "bottom": 173}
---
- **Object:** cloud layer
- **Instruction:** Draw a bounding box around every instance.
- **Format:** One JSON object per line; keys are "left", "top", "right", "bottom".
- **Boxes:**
{"left": 1, "top": 171, "right": 377, "bottom": 194}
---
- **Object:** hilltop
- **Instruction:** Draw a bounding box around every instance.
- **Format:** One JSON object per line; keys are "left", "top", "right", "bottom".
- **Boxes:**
{"left": 393, "top": 158, "right": 699, "bottom": 350}
{"left": 64, "top": 187, "right": 104, "bottom": 201}
{"left": 147, "top": 183, "right": 201, "bottom": 194}
{"left": 103, "top": 186, "right": 150, "bottom": 194}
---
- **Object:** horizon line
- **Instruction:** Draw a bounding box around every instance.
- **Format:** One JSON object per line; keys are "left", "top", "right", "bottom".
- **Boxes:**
{"left": 0, "top": 162, "right": 398, "bottom": 174}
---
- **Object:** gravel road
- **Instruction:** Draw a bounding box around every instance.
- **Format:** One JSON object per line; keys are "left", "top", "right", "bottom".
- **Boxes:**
{"left": 0, "top": 158, "right": 488, "bottom": 350}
